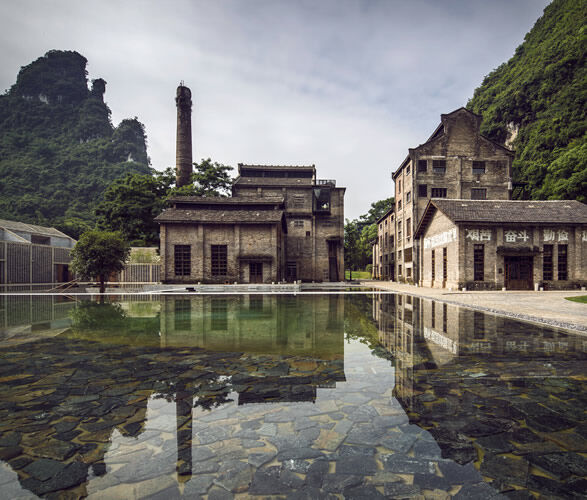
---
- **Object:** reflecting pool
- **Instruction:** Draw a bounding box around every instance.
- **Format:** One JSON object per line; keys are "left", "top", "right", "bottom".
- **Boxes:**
{"left": 0, "top": 293, "right": 585, "bottom": 498}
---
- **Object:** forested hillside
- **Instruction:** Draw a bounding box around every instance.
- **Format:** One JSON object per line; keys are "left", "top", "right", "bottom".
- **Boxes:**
{"left": 467, "top": 0, "right": 586, "bottom": 202}
{"left": 0, "top": 50, "right": 152, "bottom": 237}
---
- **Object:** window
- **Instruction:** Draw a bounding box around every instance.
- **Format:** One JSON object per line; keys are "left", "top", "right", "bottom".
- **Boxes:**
{"left": 211, "top": 298, "right": 228, "bottom": 330}
{"left": 472, "top": 161, "right": 486, "bottom": 175}
{"left": 543, "top": 244, "right": 553, "bottom": 280}
{"left": 433, "top": 159, "right": 446, "bottom": 174}
{"left": 211, "top": 245, "right": 227, "bottom": 276}
{"left": 406, "top": 165, "right": 411, "bottom": 175}
{"left": 418, "top": 159, "right": 427, "bottom": 172}
{"left": 418, "top": 184, "right": 427, "bottom": 197}
{"left": 292, "top": 195, "right": 305, "bottom": 208}
{"left": 443, "top": 247, "right": 447, "bottom": 281}
{"left": 293, "top": 220, "right": 304, "bottom": 227}
{"left": 406, "top": 191, "right": 411, "bottom": 203}
{"left": 431, "top": 301, "right": 436, "bottom": 328}
{"left": 174, "top": 245, "right": 191, "bottom": 276}
{"left": 442, "top": 303, "right": 447, "bottom": 332}
{"left": 431, "top": 188, "right": 447, "bottom": 198}
{"left": 558, "top": 245, "right": 568, "bottom": 280}
{"left": 471, "top": 188, "right": 487, "bottom": 200}
{"left": 404, "top": 247, "right": 412, "bottom": 262}
{"left": 431, "top": 250, "right": 435, "bottom": 281}
{"left": 406, "top": 218, "right": 411, "bottom": 239}
{"left": 399, "top": 264, "right": 402, "bottom": 276}
{"left": 397, "top": 180, "right": 401, "bottom": 194}
{"left": 397, "top": 200, "right": 402, "bottom": 210}
{"left": 473, "top": 311, "right": 485, "bottom": 339}
{"left": 174, "top": 299, "right": 191, "bottom": 330}
{"left": 474, "top": 244, "right": 484, "bottom": 281}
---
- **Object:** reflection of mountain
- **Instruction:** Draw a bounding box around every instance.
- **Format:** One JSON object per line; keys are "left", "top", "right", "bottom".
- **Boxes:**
{"left": 0, "top": 294, "right": 346, "bottom": 497}
{"left": 372, "top": 294, "right": 587, "bottom": 497}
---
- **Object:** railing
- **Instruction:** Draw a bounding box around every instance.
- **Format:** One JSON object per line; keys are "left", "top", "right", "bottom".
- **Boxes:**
{"left": 314, "top": 179, "right": 336, "bottom": 187}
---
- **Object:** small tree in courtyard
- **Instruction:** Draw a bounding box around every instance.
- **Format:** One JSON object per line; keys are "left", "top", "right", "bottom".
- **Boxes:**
{"left": 71, "top": 230, "right": 130, "bottom": 294}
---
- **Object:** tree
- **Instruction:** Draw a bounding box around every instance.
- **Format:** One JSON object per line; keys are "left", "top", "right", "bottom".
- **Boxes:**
{"left": 96, "top": 159, "right": 233, "bottom": 245}
{"left": 70, "top": 230, "right": 130, "bottom": 295}
{"left": 357, "top": 197, "right": 394, "bottom": 230}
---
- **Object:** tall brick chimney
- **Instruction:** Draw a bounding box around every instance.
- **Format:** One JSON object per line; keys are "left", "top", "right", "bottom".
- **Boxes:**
{"left": 175, "top": 83, "right": 192, "bottom": 188}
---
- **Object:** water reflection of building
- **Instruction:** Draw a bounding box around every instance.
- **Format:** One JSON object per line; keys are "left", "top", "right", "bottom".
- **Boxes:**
{"left": 371, "top": 292, "right": 587, "bottom": 492}
{"left": 0, "top": 294, "right": 76, "bottom": 343}
{"left": 0, "top": 294, "right": 347, "bottom": 498}
{"left": 160, "top": 294, "right": 344, "bottom": 359}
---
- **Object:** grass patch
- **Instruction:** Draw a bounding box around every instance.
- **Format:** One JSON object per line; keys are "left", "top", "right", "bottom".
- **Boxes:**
{"left": 345, "top": 270, "right": 371, "bottom": 280}
{"left": 565, "top": 295, "right": 587, "bottom": 304}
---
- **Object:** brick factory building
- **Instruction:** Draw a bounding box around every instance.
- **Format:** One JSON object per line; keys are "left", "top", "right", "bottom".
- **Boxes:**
{"left": 156, "top": 165, "right": 345, "bottom": 283}
{"left": 415, "top": 199, "right": 587, "bottom": 290}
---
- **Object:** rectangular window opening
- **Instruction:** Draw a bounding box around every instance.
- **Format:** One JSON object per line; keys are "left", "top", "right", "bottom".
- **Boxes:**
{"left": 472, "top": 161, "right": 486, "bottom": 175}
{"left": 431, "top": 187, "right": 447, "bottom": 198}
{"left": 474, "top": 244, "right": 484, "bottom": 281}
{"left": 211, "top": 245, "right": 228, "bottom": 276}
{"left": 418, "top": 184, "right": 428, "bottom": 197}
{"left": 471, "top": 188, "right": 487, "bottom": 200}
{"left": 174, "top": 245, "right": 191, "bottom": 276}
{"left": 433, "top": 159, "right": 446, "bottom": 174}
{"left": 557, "top": 244, "right": 568, "bottom": 280}
{"left": 543, "top": 244, "right": 553, "bottom": 281}
{"left": 418, "top": 159, "right": 427, "bottom": 172}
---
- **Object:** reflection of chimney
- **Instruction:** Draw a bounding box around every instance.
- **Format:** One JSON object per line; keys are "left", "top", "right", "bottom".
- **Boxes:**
{"left": 176, "top": 383, "right": 193, "bottom": 482}
{"left": 175, "top": 83, "right": 192, "bottom": 188}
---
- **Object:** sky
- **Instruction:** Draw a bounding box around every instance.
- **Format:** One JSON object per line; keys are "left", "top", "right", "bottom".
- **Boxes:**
{"left": 0, "top": 0, "right": 551, "bottom": 220}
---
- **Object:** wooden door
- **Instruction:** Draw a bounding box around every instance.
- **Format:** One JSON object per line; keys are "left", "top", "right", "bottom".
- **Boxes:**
{"left": 249, "top": 262, "right": 263, "bottom": 283}
{"left": 505, "top": 256, "right": 533, "bottom": 290}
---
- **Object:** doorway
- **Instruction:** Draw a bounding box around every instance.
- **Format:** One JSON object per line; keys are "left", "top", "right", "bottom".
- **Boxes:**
{"left": 249, "top": 262, "right": 263, "bottom": 283}
{"left": 328, "top": 241, "right": 339, "bottom": 282}
{"left": 505, "top": 256, "right": 533, "bottom": 290}
{"left": 287, "top": 261, "right": 297, "bottom": 282}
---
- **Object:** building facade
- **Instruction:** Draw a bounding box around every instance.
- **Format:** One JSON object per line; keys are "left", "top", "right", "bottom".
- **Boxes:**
{"left": 156, "top": 165, "right": 345, "bottom": 284}
{"left": 392, "top": 108, "right": 514, "bottom": 283}
{"left": 0, "top": 219, "right": 75, "bottom": 286}
{"left": 415, "top": 199, "right": 587, "bottom": 290}
{"left": 372, "top": 207, "right": 395, "bottom": 280}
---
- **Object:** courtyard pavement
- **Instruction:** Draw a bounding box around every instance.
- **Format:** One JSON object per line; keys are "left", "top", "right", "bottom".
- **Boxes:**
{"left": 364, "top": 281, "right": 587, "bottom": 335}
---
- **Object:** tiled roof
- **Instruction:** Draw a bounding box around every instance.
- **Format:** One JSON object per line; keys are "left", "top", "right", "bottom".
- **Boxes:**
{"left": 238, "top": 164, "right": 315, "bottom": 170}
{"left": 169, "top": 195, "right": 284, "bottom": 204}
{"left": 233, "top": 177, "right": 314, "bottom": 186}
{"left": 432, "top": 199, "right": 587, "bottom": 224}
{"left": 0, "top": 219, "right": 73, "bottom": 239}
{"left": 155, "top": 208, "right": 284, "bottom": 224}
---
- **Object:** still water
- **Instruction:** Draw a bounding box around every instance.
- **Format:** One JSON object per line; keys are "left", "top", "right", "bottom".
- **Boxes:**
{"left": 0, "top": 293, "right": 585, "bottom": 498}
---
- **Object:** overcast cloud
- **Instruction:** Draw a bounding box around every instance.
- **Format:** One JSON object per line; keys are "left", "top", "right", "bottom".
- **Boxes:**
{"left": 0, "top": 0, "right": 550, "bottom": 219}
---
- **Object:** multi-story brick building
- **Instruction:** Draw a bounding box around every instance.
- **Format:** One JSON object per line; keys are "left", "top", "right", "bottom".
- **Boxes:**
{"left": 392, "top": 107, "right": 514, "bottom": 283}
{"left": 372, "top": 207, "right": 395, "bottom": 280}
{"left": 156, "top": 164, "right": 345, "bottom": 284}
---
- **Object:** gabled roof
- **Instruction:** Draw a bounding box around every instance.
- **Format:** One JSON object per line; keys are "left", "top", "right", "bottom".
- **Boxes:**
{"left": 155, "top": 208, "right": 285, "bottom": 225}
{"left": 233, "top": 177, "right": 313, "bottom": 186}
{"left": 376, "top": 206, "right": 395, "bottom": 224}
{"left": 415, "top": 199, "right": 587, "bottom": 238}
{"left": 168, "top": 195, "right": 284, "bottom": 205}
{"left": 392, "top": 107, "right": 513, "bottom": 179}
{"left": 238, "top": 163, "right": 315, "bottom": 172}
{"left": 0, "top": 218, "right": 73, "bottom": 239}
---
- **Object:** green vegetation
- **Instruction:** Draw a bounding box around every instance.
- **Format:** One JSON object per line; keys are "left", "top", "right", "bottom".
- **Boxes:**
{"left": 565, "top": 295, "right": 587, "bottom": 304}
{"left": 70, "top": 230, "right": 130, "bottom": 294}
{"left": 96, "top": 160, "right": 233, "bottom": 245}
{"left": 344, "top": 197, "right": 394, "bottom": 276}
{"left": 0, "top": 50, "right": 151, "bottom": 238}
{"left": 467, "top": 0, "right": 586, "bottom": 202}
{"left": 345, "top": 270, "right": 371, "bottom": 280}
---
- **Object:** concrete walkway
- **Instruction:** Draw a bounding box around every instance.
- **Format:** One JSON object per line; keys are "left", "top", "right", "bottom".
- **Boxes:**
{"left": 364, "top": 280, "right": 587, "bottom": 335}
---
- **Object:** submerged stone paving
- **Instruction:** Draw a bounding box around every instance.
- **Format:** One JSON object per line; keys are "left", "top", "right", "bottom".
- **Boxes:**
{"left": 0, "top": 294, "right": 585, "bottom": 498}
